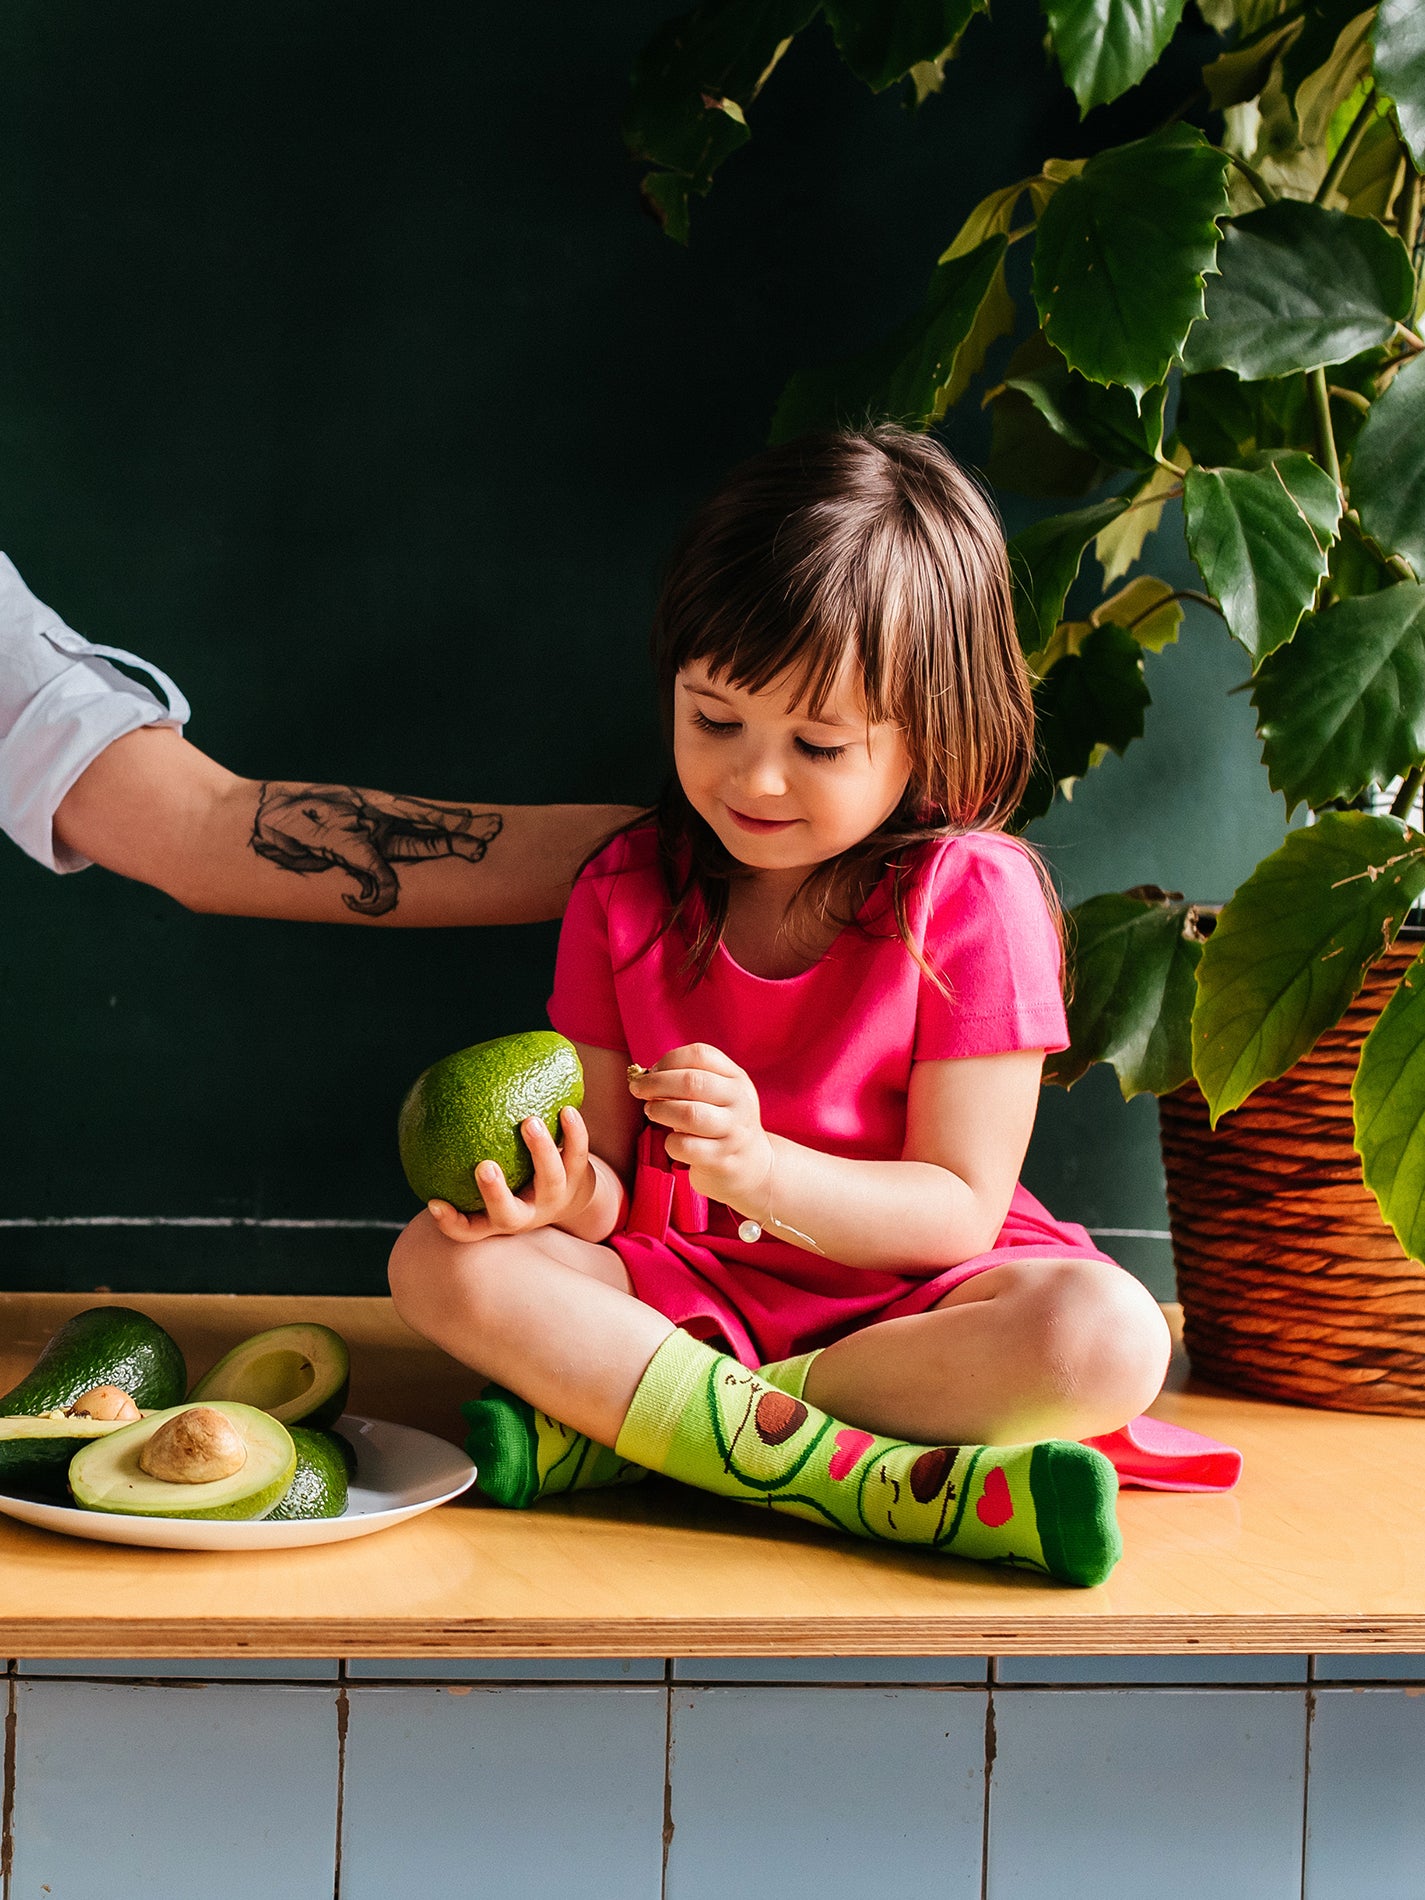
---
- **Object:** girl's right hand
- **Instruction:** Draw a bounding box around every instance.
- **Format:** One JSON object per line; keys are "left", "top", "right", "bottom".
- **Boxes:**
{"left": 425, "top": 1106, "right": 595, "bottom": 1243}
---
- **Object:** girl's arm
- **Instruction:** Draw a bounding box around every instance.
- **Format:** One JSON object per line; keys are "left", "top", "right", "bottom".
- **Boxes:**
{"left": 425, "top": 1042, "right": 644, "bottom": 1246}
{"left": 631, "top": 1044, "right": 1044, "bottom": 1272}
{"left": 52, "top": 726, "right": 638, "bottom": 926}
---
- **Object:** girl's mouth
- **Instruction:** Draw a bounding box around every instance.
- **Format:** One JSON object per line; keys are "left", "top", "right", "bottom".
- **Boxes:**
{"left": 726, "top": 807, "right": 799, "bottom": 834}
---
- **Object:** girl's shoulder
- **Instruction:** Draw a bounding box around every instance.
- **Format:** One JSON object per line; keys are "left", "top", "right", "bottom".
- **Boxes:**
{"left": 577, "top": 820, "right": 662, "bottom": 886}
{"left": 900, "top": 829, "right": 1051, "bottom": 913}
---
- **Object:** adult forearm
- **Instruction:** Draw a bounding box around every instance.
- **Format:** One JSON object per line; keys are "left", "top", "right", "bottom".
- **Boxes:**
{"left": 724, "top": 1135, "right": 1003, "bottom": 1273}
{"left": 54, "top": 726, "right": 639, "bottom": 925}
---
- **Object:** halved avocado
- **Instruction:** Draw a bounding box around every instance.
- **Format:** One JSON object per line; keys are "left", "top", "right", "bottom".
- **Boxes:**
{"left": 189, "top": 1323, "right": 350, "bottom": 1429}
{"left": 68, "top": 1402, "right": 296, "bottom": 1521}
{"left": 266, "top": 1426, "right": 350, "bottom": 1521}
{"left": 0, "top": 1414, "right": 139, "bottom": 1499}
{"left": 0, "top": 1306, "right": 186, "bottom": 1416}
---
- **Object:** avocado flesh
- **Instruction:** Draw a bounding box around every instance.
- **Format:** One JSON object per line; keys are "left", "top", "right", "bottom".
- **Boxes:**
{"left": 0, "top": 1306, "right": 186, "bottom": 1417}
{"left": 189, "top": 1323, "right": 351, "bottom": 1429}
{"left": 0, "top": 1414, "right": 138, "bottom": 1499}
{"left": 398, "top": 1029, "right": 585, "bottom": 1212}
{"left": 266, "top": 1426, "right": 350, "bottom": 1520}
{"left": 68, "top": 1403, "right": 296, "bottom": 1520}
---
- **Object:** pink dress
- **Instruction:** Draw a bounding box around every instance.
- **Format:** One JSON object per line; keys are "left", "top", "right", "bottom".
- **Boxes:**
{"left": 547, "top": 824, "right": 1119, "bottom": 1368}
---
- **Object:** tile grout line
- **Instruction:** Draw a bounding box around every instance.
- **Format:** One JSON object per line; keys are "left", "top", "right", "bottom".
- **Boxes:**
{"left": 1, "top": 1670, "right": 16, "bottom": 1900}
{"left": 331, "top": 1680, "right": 350, "bottom": 1900}
{"left": 660, "top": 1679, "right": 676, "bottom": 1900}
{"left": 979, "top": 1680, "right": 996, "bottom": 1900}
{"left": 1299, "top": 1681, "right": 1315, "bottom": 1900}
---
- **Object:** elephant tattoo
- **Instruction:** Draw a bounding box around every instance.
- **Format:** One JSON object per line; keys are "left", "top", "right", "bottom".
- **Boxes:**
{"left": 250, "top": 782, "right": 503, "bottom": 917}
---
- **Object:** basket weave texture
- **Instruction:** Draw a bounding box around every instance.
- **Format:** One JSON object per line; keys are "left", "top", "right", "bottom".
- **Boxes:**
{"left": 1160, "top": 938, "right": 1425, "bottom": 1416}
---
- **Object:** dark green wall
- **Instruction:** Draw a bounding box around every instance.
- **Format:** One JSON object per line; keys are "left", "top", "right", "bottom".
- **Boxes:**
{"left": 0, "top": 1, "right": 1288, "bottom": 1296}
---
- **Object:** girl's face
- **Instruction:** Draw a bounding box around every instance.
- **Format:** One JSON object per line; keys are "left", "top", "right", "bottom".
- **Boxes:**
{"left": 674, "top": 660, "right": 912, "bottom": 877}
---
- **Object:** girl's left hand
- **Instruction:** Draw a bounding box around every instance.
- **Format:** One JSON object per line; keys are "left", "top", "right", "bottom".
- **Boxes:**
{"left": 426, "top": 1106, "right": 595, "bottom": 1243}
{"left": 629, "top": 1043, "right": 772, "bottom": 1210}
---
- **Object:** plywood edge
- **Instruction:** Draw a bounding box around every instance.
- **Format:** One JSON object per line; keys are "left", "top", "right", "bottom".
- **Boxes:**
{"left": 6, "top": 1617, "right": 1425, "bottom": 1658}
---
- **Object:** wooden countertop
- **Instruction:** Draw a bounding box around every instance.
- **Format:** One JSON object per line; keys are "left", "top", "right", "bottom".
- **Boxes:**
{"left": 1, "top": 1292, "right": 1421, "bottom": 1659}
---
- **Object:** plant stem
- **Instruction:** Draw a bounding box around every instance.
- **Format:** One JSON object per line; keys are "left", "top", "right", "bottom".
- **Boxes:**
{"left": 1392, "top": 766, "right": 1424, "bottom": 820}
{"left": 1399, "top": 165, "right": 1421, "bottom": 257}
{"left": 1315, "top": 86, "right": 1377, "bottom": 204}
{"left": 1327, "top": 384, "right": 1371, "bottom": 415}
{"left": 1309, "top": 367, "right": 1342, "bottom": 487}
{"left": 1225, "top": 151, "right": 1278, "bottom": 206}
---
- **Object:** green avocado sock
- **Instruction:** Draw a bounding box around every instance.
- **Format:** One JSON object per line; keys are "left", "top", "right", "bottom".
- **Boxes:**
{"left": 463, "top": 1354, "right": 816, "bottom": 1509}
{"left": 462, "top": 1389, "right": 645, "bottom": 1509}
{"left": 615, "top": 1331, "right": 1122, "bottom": 1588}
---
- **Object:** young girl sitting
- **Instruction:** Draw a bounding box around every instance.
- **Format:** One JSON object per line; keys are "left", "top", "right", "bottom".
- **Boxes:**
{"left": 388, "top": 426, "right": 1172, "bottom": 1587}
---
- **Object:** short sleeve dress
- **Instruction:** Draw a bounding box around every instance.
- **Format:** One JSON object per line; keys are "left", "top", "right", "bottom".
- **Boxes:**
{"left": 548, "top": 824, "right": 1118, "bottom": 1367}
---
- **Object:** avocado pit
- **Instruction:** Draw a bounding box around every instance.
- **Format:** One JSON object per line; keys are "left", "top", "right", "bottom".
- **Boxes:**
{"left": 138, "top": 1406, "right": 248, "bottom": 1484}
{"left": 67, "top": 1385, "right": 140, "bottom": 1422}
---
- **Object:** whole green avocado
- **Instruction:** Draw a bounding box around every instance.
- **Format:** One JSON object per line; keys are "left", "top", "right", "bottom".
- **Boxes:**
{"left": 397, "top": 1030, "right": 585, "bottom": 1213}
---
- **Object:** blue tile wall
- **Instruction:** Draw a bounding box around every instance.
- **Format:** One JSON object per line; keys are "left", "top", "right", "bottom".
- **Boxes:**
{"left": 1305, "top": 1688, "right": 1425, "bottom": 1900}
{"left": 987, "top": 1688, "right": 1308, "bottom": 1900}
{"left": 995, "top": 1654, "right": 1309, "bottom": 1685}
{"left": 666, "top": 1685, "right": 987, "bottom": 1900}
{"left": 4, "top": 1654, "right": 1423, "bottom": 1895}
{"left": 340, "top": 1684, "right": 667, "bottom": 1899}
{"left": 8, "top": 1679, "right": 341, "bottom": 1899}
{"left": 347, "top": 1655, "right": 663, "bottom": 1680}
{"left": 671, "top": 1656, "right": 988, "bottom": 1683}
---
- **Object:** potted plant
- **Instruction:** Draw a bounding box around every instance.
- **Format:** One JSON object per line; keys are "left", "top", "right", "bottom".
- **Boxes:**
{"left": 622, "top": 0, "right": 1425, "bottom": 1411}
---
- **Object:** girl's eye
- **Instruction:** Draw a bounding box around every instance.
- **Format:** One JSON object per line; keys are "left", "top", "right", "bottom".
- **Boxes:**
{"left": 690, "top": 708, "right": 740, "bottom": 737}
{"left": 795, "top": 738, "right": 848, "bottom": 761}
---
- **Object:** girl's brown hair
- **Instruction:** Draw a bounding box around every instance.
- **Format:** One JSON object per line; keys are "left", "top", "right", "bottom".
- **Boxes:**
{"left": 627, "top": 425, "right": 1051, "bottom": 982}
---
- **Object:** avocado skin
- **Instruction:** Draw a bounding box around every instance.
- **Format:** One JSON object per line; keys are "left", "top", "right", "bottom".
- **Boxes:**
{"left": 398, "top": 1030, "right": 585, "bottom": 1212}
{"left": 266, "top": 1426, "right": 350, "bottom": 1520}
{"left": 0, "top": 1420, "right": 124, "bottom": 1500}
{"left": 0, "top": 1307, "right": 187, "bottom": 1416}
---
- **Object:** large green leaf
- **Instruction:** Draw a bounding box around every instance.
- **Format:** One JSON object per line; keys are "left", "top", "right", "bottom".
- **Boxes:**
{"left": 1183, "top": 200, "right": 1415, "bottom": 380}
{"left": 1019, "top": 622, "right": 1151, "bottom": 821}
{"left": 1006, "top": 497, "right": 1129, "bottom": 654}
{"left": 1354, "top": 946, "right": 1425, "bottom": 1263}
{"left": 985, "top": 388, "right": 1115, "bottom": 498}
{"left": 1182, "top": 452, "right": 1341, "bottom": 662}
{"left": 1033, "top": 127, "right": 1229, "bottom": 399}
{"left": 1046, "top": 889, "right": 1206, "bottom": 1097}
{"left": 937, "top": 179, "right": 1029, "bottom": 411}
{"left": 1253, "top": 584, "right": 1425, "bottom": 813}
{"left": 1192, "top": 813, "right": 1425, "bottom": 1120}
{"left": 624, "top": 0, "right": 820, "bottom": 237}
{"left": 1175, "top": 368, "right": 1316, "bottom": 466}
{"left": 1372, "top": 0, "right": 1425, "bottom": 170}
{"left": 1094, "top": 459, "right": 1185, "bottom": 584}
{"left": 1005, "top": 337, "right": 1167, "bottom": 470}
{"left": 824, "top": 0, "right": 984, "bottom": 91}
{"left": 1202, "top": 17, "right": 1301, "bottom": 110}
{"left": 1350, "top": 354, "right": 1425, "bottom": 580}
{"left": 1043, "top": 0, "right": 1189, "bottom": 115}
{"left": 769, "top": 236, "right": 1007, "bottom": 442}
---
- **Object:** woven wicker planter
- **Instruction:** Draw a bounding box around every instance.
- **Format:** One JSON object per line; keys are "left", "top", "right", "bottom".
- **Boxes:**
{"left": 1159, "top": 935, "right": 1425, "bottom": 1416}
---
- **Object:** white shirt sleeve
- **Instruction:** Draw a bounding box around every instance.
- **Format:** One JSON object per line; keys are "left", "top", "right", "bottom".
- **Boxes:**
{"left": 0, "top": 552, "right": 190, "bottom": 873}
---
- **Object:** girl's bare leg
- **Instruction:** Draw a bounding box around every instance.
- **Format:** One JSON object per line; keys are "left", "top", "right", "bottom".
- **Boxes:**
{"left": 387, "top": 1209, "right": 673, "bottom": 1447}
{"left": 802, "top": 1257, "right": 1172, "bottom": 1446}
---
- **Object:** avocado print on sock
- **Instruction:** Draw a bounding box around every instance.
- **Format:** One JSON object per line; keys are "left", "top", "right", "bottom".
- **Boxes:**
{"left": 616, "top": 1332, "right": 1123, "bottom": 1586}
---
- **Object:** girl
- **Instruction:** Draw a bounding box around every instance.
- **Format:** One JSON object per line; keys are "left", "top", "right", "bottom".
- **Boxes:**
{"left": 388, "top": 426, "right": 1172, "bottom": 1587}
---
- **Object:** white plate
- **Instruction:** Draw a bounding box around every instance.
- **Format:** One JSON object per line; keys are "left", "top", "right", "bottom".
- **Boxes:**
{"left": 0, "top": 1415, "right": 476, "bottom": 1551}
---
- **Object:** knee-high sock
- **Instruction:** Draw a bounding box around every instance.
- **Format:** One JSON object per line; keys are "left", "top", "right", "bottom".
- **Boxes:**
{"left": 614, "top": 1331, "right": 1121, "bottom": 1588}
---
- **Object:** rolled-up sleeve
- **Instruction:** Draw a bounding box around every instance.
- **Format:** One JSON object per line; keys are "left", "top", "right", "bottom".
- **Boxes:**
{"left": 0, "top": 553, "right": 190, "bottom": 872}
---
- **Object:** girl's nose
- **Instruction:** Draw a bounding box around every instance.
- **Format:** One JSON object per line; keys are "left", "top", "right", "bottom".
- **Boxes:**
{"left": 739, "top": 748, "right": 788, "bottom": 799}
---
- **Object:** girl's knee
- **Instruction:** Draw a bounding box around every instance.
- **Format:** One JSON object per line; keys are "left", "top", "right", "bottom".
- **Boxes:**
{"left": 1011, "top": 1258, "right": 1171, "bottom": 1428}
